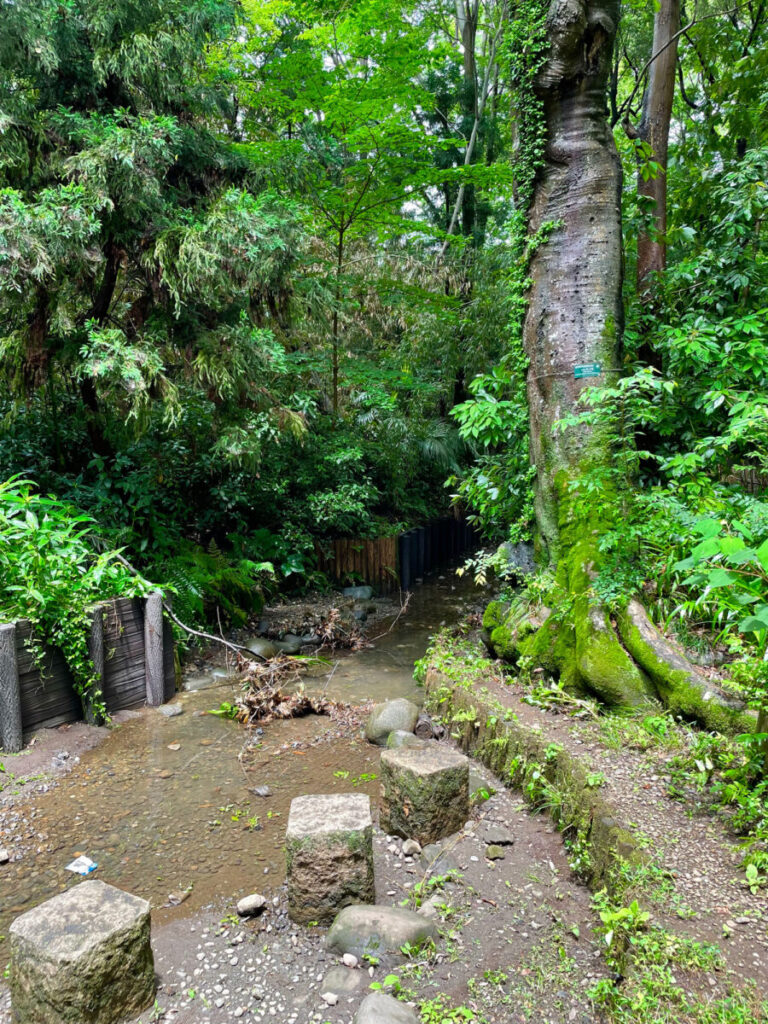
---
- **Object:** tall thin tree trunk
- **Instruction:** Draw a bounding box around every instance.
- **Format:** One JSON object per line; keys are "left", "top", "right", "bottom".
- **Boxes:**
{"left": 332, "top": 232, "right": 344, "bottom": 417}
{"left": 635, "top": 0, "right": 680, "bottom": 287}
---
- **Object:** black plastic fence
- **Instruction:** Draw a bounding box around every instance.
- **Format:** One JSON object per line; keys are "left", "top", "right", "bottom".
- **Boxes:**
{"left": 397, "top": 518, "right": 478, "bottom": 591}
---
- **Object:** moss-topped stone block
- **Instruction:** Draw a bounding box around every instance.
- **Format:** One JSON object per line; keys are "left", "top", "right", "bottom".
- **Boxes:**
{"left": 379, "top": 746, "right": 469, "bottom": 844}
{"left": 286, "top": 793, "right": 374, "bottom": 924}
{"left": 9, "top": 879, "right": 155, "bottom": 1024}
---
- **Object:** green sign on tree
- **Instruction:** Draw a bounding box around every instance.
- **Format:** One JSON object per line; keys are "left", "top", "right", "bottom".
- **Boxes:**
{"left": 574, "top": 363, "right": 602, "bottom": 379}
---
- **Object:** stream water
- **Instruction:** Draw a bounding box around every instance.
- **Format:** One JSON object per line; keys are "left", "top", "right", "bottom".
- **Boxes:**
{"left": 0, "top": 576, "right": 486, "bottom": 953}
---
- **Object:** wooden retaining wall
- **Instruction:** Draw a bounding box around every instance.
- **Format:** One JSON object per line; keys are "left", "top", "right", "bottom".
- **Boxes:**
{"left": 315, "top": 517, "right": 477, "bottom": 593}
{"left": 0, "top": 593, "right": 176, "bottom": 753}
{"left": 315, "top": 537, "right": 399, "bottom": 593}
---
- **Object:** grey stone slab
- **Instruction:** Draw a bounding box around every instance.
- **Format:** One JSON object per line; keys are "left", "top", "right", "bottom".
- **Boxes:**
{"left": 380, "top": 745, "right": 469, "bottom": 845}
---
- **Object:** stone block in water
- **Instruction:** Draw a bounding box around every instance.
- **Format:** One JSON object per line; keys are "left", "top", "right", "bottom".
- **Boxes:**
{"left": 379, "top": 745, "right": 469, "bottom": 845}
{"left": 9, "top": 879, "right": 155, "bottom": 1024}
{"left": 286, "top": 793, "right": 374, "bottom": 924}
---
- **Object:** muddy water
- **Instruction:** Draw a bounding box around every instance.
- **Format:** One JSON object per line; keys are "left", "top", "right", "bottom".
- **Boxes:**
{"left": 0, "top": 576, "right": 484, "bottom": 953}
{"left": 314, "top": 576, "right": 482, "bottom": 704}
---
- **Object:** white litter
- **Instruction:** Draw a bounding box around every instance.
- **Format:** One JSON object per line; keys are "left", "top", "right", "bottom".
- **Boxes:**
{"left": 65, "top": 856, "right": 98, "bottom": 875}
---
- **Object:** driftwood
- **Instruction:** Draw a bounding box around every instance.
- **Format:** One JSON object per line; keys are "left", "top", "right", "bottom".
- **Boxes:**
{"left": 237, "top": 683, "right": 343, "bottom": 725}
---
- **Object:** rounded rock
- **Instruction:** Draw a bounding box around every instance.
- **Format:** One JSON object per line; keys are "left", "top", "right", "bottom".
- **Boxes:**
{"left": 365, "top": 700, "right": 420, "bottom": 746}
{"left": 237, "top": 894, "right": 267, "bottom": 917}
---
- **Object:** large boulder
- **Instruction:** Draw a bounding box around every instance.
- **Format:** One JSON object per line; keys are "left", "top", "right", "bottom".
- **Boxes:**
{"left": 365, "top": 699, "right": 419, "bottom": 745}
{"left": 326, "top": 904, "right": 437, "bottom": 962}
{"left": 9, "top": 879, "right": 155, "bottom": 1024}
{"left": 379, "top": 745, "right": 469, "bottom": 845}
{"left": 286, "top": 793, "right": 374, "bottom": 924}
{"left": 356, "top": 992, "right": 420, "bottom": 1024}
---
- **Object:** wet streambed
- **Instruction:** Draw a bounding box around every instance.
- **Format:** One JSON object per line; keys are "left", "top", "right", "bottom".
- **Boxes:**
{"left": 0, "top": 576, "right": 485, "bottom": 954}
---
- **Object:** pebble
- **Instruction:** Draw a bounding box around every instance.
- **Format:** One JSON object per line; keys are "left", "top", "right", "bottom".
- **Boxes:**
{"left": 0, "top": 849, "right": 9, "bottom": 864}
{"left": 402, "top": 839, "right": 422, "bottom": 857}
{"left": 342, "top": 953, "right": 358, "bottom": 968}
{"left": 321, "top": 992, "right": 339, "bottom": 1006}
{"left": 159, "top": 704, "right": 184, "bottom": 717}
{"left": 238, "top": 893, "right": 267, "bottom": 917}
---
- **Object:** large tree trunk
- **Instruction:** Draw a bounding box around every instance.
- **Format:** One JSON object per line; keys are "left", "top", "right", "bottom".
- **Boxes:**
{"left": 487, "top": 0, "right": 751, "bottom": 727}
{"left": 519, "top": 0, "right": 655, "bottom": 707}
{"left": 635, "top": 0, "right": 680, "bottom": 288}
{"left": 525, "top": 0, "right": 624, "bottom": 564}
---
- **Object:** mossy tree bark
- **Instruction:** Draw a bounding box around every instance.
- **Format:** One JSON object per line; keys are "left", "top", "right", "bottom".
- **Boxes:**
{"left": 504, "top": 0, "right": 751, "bottom": 726}
{"left": 518, "top": 0, "right": 654, "bottom": 707}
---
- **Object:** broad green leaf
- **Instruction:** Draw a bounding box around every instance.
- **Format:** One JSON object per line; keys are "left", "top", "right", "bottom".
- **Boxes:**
{"left": 691, "top": 537, "right": 721, "bottom": 560}
{"left": 704, "top": 568, "right": 735, "bottom": 588}
{"left": 692, "top": 518, "right": 721, "bottom": 539}
{"left": 732, "top": 520, "right": 754, "bottom": 541}
{"left": 738, "top": 615, "right": 768, "bottom": 634}
{"left": 718, "top": 535, "right": 746, "bottom": 555}
{"left": 755, "top": 538, "right": 768, "bottom": 572}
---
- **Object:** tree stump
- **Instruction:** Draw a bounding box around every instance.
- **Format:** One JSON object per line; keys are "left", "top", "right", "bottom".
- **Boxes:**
{"left": 9, "top": 880, "right": 155, "bottom": 1024}
{"left": 286, "top": 793, "right": 374, "bottom": 924}
{"left": 379, "top": 746, "right": 469, "bottom": 845}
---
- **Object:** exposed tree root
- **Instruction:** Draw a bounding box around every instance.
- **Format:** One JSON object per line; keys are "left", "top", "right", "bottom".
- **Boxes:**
{"left": 484, "top": 592, "right": 754, "bottom": 733}
{"left": 615, "top": 599, "right": 753, "bottom": 732}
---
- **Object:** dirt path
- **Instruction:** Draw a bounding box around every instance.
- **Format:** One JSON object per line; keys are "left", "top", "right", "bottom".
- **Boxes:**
{"left": 481, "top": 674, "right": 768, "bottom": 979}
{"left": 2, "top": 750, "right": 609, "bottom": 1024}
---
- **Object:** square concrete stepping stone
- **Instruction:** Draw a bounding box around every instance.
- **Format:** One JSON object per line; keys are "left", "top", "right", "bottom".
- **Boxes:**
{"left": 9, "top": 879, "right": 155, "bottom": 1024}
{"left": 380, "top": 745, "right": 469, "bottom": 844}
{"left": 286, "top": 793, "right": 374, "bottom": 924}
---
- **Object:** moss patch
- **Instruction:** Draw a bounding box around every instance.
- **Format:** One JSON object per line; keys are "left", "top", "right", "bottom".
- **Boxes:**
{"left": 425, "top": 665, "right": 641, "bottom": 891}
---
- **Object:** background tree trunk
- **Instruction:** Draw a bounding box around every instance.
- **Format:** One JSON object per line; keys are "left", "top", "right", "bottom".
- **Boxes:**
{"left": 635, "top": 0, "right": 680, "bottom": 288}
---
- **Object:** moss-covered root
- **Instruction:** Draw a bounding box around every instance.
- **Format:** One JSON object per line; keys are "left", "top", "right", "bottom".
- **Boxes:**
{"left": 616, "top": 599, "right": 755, "bottom": 735}
{"left": 485, "top": 596, "right": 656, "bottom": 709}
{"left": 572, "top": 595, "right": 656, "bottom": 708}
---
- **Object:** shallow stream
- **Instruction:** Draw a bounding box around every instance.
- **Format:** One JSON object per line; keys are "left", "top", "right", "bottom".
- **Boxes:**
{"left": 0, "top": 575, "right": 485, "bottom": 952}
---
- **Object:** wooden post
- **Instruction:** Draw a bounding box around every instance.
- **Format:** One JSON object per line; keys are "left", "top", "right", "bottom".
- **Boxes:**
{"left": 0, "top": 622, "right": 23, "bottom": 752}
{"left": 144, "top": 592, "right": 164, "bottom": 706}
{"left": 84, "top": 606, "right": 105, "bottom": 725}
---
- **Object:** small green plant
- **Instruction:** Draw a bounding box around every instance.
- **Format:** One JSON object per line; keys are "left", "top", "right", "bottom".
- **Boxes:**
{"left": 471, "top": 785, "right": 496, "bottom": 804}
{"left": 419, "top": 994, "right": 480, "bottom": 1023}
{"left": 593, "top": 892, "right": 651, "bottom": 975}
{"left": 369, "top": 973, "right": 402, "bottom": 994}
{"left": 208, "top": 701, "right": 240, "bottom": 719}
{"left": 745, "top": 861, "right": 766, "bottom": 894}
